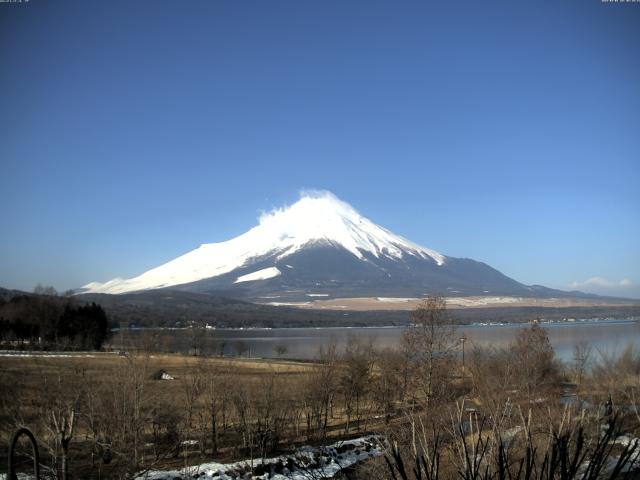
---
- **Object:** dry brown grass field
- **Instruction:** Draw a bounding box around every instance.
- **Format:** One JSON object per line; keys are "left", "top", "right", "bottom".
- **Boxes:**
{"left": 0, "top": 351, "right": 392, "bottom": 478}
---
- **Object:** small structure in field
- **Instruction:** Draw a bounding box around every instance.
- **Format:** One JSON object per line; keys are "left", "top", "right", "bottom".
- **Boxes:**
{"left": 151, "top": 369, "right": 174, "bottom": 380}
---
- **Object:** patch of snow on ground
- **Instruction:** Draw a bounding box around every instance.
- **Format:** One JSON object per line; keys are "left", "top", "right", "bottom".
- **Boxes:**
{"left": 265, "top": 301, "right": 312, "bottom": 307}
{"left": 135, "top": 436, "right": 383, "bottom": 480}
{"left": 376, "top": 297, "right": 416, "bottom": 303}
{"left": 615, "top": 434, "right": 640, "bottom": 448}
{"left": 447, "top": 296, "right": 522, "bottom": 307}
{"left": 0, "top": 352, "right": 97, "bottom": 358}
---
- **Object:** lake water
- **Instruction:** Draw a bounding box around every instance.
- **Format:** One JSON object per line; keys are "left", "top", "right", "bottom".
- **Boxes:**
{"left": 134, "top": 318, "right": 640, "bottom": 363}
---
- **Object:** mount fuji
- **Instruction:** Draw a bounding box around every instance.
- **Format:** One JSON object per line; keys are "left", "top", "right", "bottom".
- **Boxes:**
{"left": 80, "top": 191, "right": 573, "bottom": 301}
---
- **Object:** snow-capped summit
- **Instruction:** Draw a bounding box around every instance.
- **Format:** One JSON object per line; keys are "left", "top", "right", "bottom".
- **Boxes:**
{"left": 81, "top": 191, "right": 445, "bottom": 295}
{"left": 255, "top": 191, "right": 445, "bottom": 265}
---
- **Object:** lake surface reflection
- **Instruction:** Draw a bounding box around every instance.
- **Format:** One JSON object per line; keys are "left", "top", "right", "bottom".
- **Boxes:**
{"left": 196, "top": 319, "right": 639, "bottom": 362}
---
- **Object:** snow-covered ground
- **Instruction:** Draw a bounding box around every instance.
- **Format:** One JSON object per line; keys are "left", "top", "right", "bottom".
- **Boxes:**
{"left": 135, "top": 435, "right": 383, "bottom": 480}
{"left": 376, "top": 297, "right": 414, "bottom": 303}
{"left": 264, "top": 301, "right": 312, "bottom": 307}
{"left": 446, "top": 296, "right": 523, "bottom": 307}
{"left": 0, "top": 350, "right": 100, "bottom": 358}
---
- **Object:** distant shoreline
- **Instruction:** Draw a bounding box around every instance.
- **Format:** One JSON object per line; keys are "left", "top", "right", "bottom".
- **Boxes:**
{"left": 112, "top": 315, "right": 639, "bottom": 332}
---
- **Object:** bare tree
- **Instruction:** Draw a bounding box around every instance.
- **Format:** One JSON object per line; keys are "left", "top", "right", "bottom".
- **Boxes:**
{"left": 217, "top": 339, "right": 228, "bottom": 357}
{"left": 274, "top": 344, "right": 288, "bottom": 358}
{"left": 234, "top": 341, "right": 249, "bottom": 357}
{"left": 33, "top": 284, "right": 58, "bottom": 296}
{"left": 202, "top": 364, "right": 226, "bottom": 455}
{"left": 304, "top": 343, "right": 339, "bottom": 440}
{"left": 510, "top": 322, "right": 557, "bottom": 400}
{"left": 99, "top": 352, "right": 152, "bottom": 473}
{"left": 51, "top": 404, "right": 76, "bottom": 480}
{"left": 595, "top": 343, "right": 640, "bottom": 425}
{"left": 339, "top": 337, "right": 373, "bottom": 432}
{"left": 35, "top": 363, "right": 84, "bottom": 480}
{"left": 188, "top": 321, "right": 207, "bottom": 356}
{"left": 403, "top": 295, "right": 457, "bottom": 406}
{"left": 572, "top": 340, "right": 592, "bottom": 386}
{"left": 181, "top": 360, "right": 205, "bottom": 442}
{"left": 371, "top": 347, "right": 405, "bottom": 423}
{"left": 467, "top": 344, "right": 516, "bottom": 414}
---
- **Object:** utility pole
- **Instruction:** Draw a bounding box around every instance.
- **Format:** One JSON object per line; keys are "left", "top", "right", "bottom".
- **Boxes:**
{"left": 460, "top": 334, "right": 467, "bottom": 376}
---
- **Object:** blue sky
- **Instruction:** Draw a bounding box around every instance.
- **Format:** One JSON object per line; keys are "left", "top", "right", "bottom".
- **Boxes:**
{"left": 1, "top": 0, "right": 638, "bottom": 297}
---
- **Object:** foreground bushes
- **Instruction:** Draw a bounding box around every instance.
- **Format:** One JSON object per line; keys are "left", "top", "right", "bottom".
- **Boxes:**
{"left": 385, "top": 413, "right": 639, "bottom": 480}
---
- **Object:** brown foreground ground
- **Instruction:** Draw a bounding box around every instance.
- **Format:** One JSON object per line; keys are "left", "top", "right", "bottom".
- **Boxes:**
{"left": 0, "top": 352, "right": 383, "bottom": 478}
{"left": 1, "top": 319, "right": 639, "bottom": 480}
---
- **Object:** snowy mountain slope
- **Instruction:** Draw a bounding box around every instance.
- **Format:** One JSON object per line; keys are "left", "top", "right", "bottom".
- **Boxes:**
{"left": 81, "top": 192, "right": 447, "bottom": 295}
{"left": 165, "top": 242, "right": 535, "bottom": 300}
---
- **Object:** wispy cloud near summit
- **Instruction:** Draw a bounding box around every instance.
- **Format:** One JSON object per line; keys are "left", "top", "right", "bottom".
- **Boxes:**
{"left": 569, "top": 277, "right": 632, "bottom": 289}
{"left": 568, "top": 277, "right": 636, "bottom": 297}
